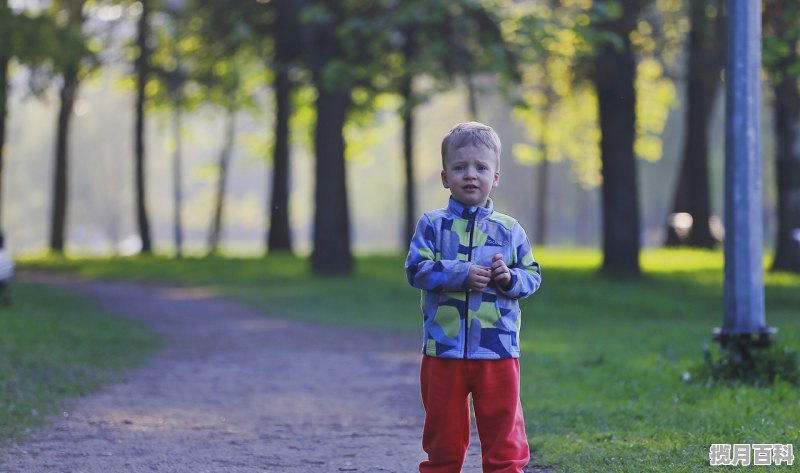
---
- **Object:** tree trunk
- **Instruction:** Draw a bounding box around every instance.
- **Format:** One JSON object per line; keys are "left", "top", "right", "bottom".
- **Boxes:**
{"left": 465, "top": 73, "right": 478, "bottom": 121}
{"left": 311, "top": 88, "right": 352, "bottom": 274}
{"left": 49, "top": 66, "right": 79, "bottom": 253}
{"left": 0, "top": 0, "right": 8, "bottom": 231}
{"left": 771, "top": 72, "right": 800, "bottom": 272}
{"left": 592, "top": 39, "right": 641, "bottom": 274}
{"left": 665, "top": 0, "right": 724, "bottom": 248}
{"left": 171, "top": 98, "right": 183, "bottom": 258}
{"left": 535, "top": 159, "right": 549, "bottom": 246}
{"left": 534, "top": 98, "right": 553, "bottom": 246}
{"left": 267, "top": 0, "right": 294, "bottom": 253}
{"left": 303, "top": 2, "right": 353, "bottom": 274}
{"left": 0, "top": 53, "right": 7, "bottom": 231}
{"left": 400, "top": 74, "right": 416, "bottom": 247}
{"left": 267, "top": 67, "right": 292, "bottom": 252}
{"left": 209, "top": 106, "right": 235, "bottom": 255}
{"left": 134, "top": 0, "right": 152, "bottom": 254}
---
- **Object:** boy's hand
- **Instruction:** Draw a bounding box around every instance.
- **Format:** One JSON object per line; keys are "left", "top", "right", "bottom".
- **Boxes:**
{"left": 491, "top": 254, "right": 512, "bottom": 290}
{"left": 467, "top": 264, "right": 491, "bottom": 292}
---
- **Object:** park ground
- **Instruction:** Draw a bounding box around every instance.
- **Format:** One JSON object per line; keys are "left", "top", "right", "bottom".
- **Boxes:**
{"left": 1, "top": 248, "right": 798, "bottom": 472}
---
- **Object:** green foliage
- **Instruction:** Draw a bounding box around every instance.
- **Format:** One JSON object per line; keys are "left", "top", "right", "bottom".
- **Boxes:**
{"left": 1, "top": 1, "right": 96, "bottom": 95}
{"left": 0, "top": 283, "right": 161, "bottom": 442}
{"left": 510, "top": 0, "right": 678, "bottom": 189}
{"left": 140, "top": 0, "right": 272, "bottom": 115}
{"left": 692, "top": 341, "right": 800, "bottom": 388}
{"left": 299, "top": 0, "right": 520, "bottom": 113}
{"left": 1, "top": 6, "right": 53, "bottom": 65}
{"left": 763, "top": 0, "right": 800, "bottom": 85}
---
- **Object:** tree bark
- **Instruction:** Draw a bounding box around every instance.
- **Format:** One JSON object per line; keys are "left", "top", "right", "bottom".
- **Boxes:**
{"left": 171, "top": 95, "right": 183, "bottom": 258}
{"left": 49, "top": 65, "right": 79, "bottom": 253}
{"left": 771, "top": 72, "right": 800, "bottom": 272}
{"left": 49, "top": 0, "right": 88, "bottom": 254}
{"left": 268, "top": 67, "right": 292, "bottom": 252}
{"left": 134, "top": 0, "right": 152, "bottom": 254}
{"left": 0, "top": 53, "right": 7, "bottom": 231}
{"left": 400, "top": 74, "right": 416, "bottom": 247}
{"left": 267, "top": 0, "right": 294, "bottom": 253}
{"left": 535, "top": 159, "right": 550, "bottom": 246}
{"left": 465, "top": 72, "right": 478, "bottom": 121}
{"left": 303, "top": 2, "right": 353, "bottom": 274}
{"left": 0, "top": 0, "right": 8, "bottom": 230}
{"left": 665, "top": 0, "right": 724, "bottom": 247}
{"left": 534, "top": 97, "right": 554, "bottom": 246}
{"left": 311, "top": 88, "right": 352, "bottom": 274}
{"left": 209, "top": 106, "right": 235, "bottom": 255}
{"left": 592, "top": 38, "right": 641, "bottom": 274}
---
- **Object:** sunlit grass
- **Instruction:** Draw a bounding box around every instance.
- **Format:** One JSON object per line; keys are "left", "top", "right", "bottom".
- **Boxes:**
{"left": 18, "top": 248, "right": 800, "bottom": 472}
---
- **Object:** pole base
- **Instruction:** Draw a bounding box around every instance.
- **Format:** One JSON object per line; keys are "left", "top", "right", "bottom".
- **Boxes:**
{"left": 712, "top": 327, "right": 777, "bottom": 348}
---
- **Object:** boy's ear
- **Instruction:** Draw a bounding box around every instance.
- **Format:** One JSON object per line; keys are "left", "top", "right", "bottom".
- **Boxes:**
{"left": 441, "top": 170, "right": 450, "bottom": 189}
{"left": 493, "top": 170, "right": 500, "bottom": 188}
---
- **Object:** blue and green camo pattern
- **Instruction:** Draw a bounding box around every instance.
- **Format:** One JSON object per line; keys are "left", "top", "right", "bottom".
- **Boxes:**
{"left": 405, "top": 198, "right": 542, "bottom": 360}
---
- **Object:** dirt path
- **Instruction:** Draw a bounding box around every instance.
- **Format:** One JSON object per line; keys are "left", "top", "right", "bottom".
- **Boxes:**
{"left": 3, "top": 274, "right": 548, "bottom": 473}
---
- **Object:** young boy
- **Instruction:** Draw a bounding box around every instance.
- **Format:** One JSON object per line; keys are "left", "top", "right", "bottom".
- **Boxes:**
{"left": 405, "top": 122, "right": 542, "bottom": 473}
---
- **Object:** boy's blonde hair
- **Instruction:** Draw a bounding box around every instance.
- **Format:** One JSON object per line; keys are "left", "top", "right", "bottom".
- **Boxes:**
{"left": 441, "top": 122, "right": 502, "bottom": 168}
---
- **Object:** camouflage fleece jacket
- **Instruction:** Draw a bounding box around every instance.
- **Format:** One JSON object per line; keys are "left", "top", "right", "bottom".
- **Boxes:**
{"left": 405, "top": 197, "right": 542, "bottom": 360}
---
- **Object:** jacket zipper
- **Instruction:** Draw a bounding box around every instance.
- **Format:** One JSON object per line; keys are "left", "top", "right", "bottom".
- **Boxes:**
{"left": 464, "top": 211, "right": 477, "bottom": 359}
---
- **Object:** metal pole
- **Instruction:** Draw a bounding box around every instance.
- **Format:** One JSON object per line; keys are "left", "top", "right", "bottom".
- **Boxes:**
{"left": 717, "top": 0, "right": 774, "bottom": 345}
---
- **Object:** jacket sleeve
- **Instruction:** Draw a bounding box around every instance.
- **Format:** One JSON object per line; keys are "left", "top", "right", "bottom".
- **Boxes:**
{"left": 496, "top": 223, "right": 541, "bottom": 300}
{"left": 405, "top": 214, "right": 471, "bottom": 292}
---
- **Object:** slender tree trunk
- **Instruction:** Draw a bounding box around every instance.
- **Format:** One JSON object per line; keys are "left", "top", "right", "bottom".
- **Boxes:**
{"left": 209, "top": 106, "right": 236, "bottom": 255}
{"left": 267, "top": 0, "right": 294, "bottom": 253}
{"left": 134, "top": 0, "right": 152, "bottom": 254}
{"left": 665, "top": 0, "right": 724, "bottom": 247}
{"left": 400, "top": 75, "right": 416, "bottom": 247}
{"left": 0, "top": 0, "right": 8, "bottom": 231}
{"left": 49, "top": 0, "right": 87, "bottom": 254}
{"left": 771, "top": 72, "right": 800, "bottom": 272}
{"left": 268, "top": 67, "right": 292, "bottom": 252}
{"left": 576, "top": 184, "right": 594, "bottom": 246}
{"left": 49, "top": 66, "right": 79, "bottom": 253}
{"left": 399, "top": 29, "right": 419, "bottom": 248}
{"left": 465, "top": 73, "right": 478, "bottom": 121}
{"left": 534, "top": 98, "right": 553, "bottom": 246}
{"left": 171, "top": 97, "right": 183, "bottom": 258}
{"left": 535, "top": 159, "right": 549, "bottom": 246}
{"left": 592, "top": 39, "right": 641, "bottom": 274}
{"left": 0, "top": 53, "right": 8, "bottom": 230}
{"left": 311, "top": 88, "right": 352, "bottom": 274}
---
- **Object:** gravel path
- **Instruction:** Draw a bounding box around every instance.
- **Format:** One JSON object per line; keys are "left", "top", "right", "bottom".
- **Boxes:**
{"left": 2, "top": 275, "right": 549, "bottom": 473}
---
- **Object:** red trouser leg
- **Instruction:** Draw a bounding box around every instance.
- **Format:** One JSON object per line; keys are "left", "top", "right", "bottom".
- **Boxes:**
{"left": 419, "top": 357, "right": 471, "bottom": 473}
{"left": 471, "top": 358, "right": 530, "bottom": 473}
{"left": 419, "top": 357, "right": 530, "bottom": 473}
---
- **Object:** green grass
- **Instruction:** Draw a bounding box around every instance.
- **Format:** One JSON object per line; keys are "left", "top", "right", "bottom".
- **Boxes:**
{"left": 19, "top": 248, "right": 800, "bottom": 472}
{"left": 0, "top": 283, "right": 161, "bottom": 442}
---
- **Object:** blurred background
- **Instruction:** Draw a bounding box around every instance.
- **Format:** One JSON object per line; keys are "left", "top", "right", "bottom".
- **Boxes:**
{"left": 2, "top": 0, "right": 798, "bottom": 274}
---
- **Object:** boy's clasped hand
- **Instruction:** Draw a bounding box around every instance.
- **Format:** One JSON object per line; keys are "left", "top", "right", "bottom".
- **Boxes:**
{"left": 467, "top": 253, "right": 511, "bottom": 292}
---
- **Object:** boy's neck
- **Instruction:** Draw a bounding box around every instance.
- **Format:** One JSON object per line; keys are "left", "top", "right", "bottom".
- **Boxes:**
{"left": 451, "top": 196, "right": 490, "bottom": 209}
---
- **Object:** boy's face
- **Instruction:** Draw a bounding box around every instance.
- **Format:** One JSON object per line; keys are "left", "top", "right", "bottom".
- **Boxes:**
{"left": 441, "top": 144, "right": 500, "bottom": 208}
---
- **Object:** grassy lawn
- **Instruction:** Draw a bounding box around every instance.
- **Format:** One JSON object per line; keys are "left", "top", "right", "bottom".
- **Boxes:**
{"left": 19, "top": 248, "right": 800, "bottom": 472}
{"left": 0, "top": 283, "right": 161, "bottom": 443}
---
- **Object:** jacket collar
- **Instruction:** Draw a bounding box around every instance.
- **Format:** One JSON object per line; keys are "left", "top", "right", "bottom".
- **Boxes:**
{"left": 447, "top": 197, "right": 494, "bottom": 221}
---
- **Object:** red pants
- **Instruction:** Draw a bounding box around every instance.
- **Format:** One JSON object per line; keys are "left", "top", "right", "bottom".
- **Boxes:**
{"left": 419, "top": 356, "right": 529, "bottom": 473}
